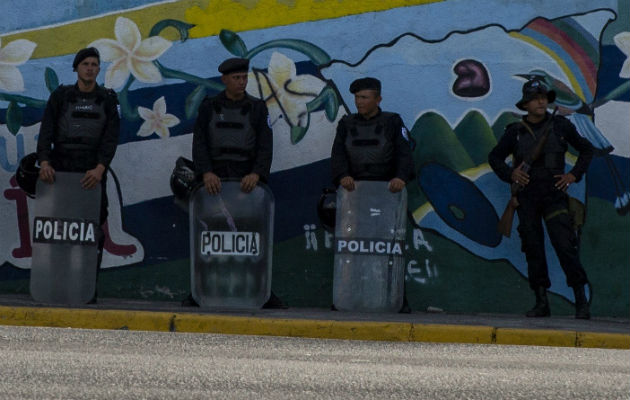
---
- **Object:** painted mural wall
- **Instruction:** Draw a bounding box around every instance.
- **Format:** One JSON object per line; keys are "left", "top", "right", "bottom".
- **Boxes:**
{"left": 0, "top": 0, "right": 628, "bottom": 316}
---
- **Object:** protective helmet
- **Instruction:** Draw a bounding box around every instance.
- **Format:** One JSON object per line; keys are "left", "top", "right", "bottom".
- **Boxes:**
{"left": 317, "top": 187, "right": 337, "bottom": 233}
{"left": 170, "top": 157, "right": 200, "bottom": 203}
{"left": 16, "top": 153, "right": 39, "bottom": 198}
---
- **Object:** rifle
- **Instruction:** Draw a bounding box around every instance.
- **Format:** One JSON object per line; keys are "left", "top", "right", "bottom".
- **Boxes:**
{"left": 497, "top": 107, "right": 558, "bottom": 237}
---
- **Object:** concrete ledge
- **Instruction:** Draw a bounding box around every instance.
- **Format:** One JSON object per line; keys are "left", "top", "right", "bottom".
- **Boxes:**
{"left": 0, "top": 305, "right": 628, "bottom": 350}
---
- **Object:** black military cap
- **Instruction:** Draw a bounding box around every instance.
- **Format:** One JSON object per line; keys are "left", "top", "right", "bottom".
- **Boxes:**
{"left": 349, "top": 77, "right": 381, "bottom": 94}
{"left": 218, "top": 57, "right": 250, "bottom": 74}
{"left": 72, "top": 47, "right": 100, "bottom": 71}
{"left": 516, "top": 79, "right": 556, "bottom": 110}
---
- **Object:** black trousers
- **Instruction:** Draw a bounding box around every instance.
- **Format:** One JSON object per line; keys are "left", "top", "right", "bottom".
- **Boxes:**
{"left": 516, "top": 182, "right": 588, "bottom": 290}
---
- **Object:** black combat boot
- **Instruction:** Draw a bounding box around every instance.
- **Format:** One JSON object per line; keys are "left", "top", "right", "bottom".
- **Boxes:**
{"left": 526, "top": 286, "right": 550, "bottom": 317}
{"left": 573, "top": 285, "right": 590, "bottom": 320}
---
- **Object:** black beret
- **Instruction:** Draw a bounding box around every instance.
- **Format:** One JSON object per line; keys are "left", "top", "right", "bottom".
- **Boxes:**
{"left": 349, "top": 77, "right": 381, "bottom": 94}
{"left": 218, "top": 57, "right": 249, "bottom": 74}
{"left": 72, "top": 47, "right": 100, "bottom": 70}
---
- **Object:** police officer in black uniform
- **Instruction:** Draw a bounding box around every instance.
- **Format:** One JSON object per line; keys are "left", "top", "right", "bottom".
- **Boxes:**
{"left": 488, "top": 79, "right": 594, "bottom": 319}
{"left": 331, "top": 77, "right": 414, "bottom": 312}
{"left": 188, "top": 57, "right": 283, "bottom": 308}
{"left": 331, "top": 77, "right": 413, "bottom": 193}
{"left": 193, "top": 57, "right": 272, "bottom": 195}
{"left": 36, "top": 47, "right": 119, "bottom": 301}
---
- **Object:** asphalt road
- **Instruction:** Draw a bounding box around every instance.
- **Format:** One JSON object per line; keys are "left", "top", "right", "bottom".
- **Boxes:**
{"left": 0, "top": 325, "right": 628, "bottom": 399}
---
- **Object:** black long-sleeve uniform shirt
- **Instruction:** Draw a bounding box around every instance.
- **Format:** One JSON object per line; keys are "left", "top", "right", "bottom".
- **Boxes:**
{"left": 37, "top": 83, "right": 119, "bottom": 171}
{"left": 488, "top": 113, "right": 594, "bottom": 184}
{"left": 331, "top": 109, "right": 414, "bottom": 185}
{"left": 192, "top": 91, "right": 273, "bottom": 181}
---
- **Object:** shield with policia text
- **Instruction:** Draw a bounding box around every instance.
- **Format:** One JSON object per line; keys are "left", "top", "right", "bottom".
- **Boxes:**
{"left": 190, "top": 181, "right": 274, "bottom": 309}
{"left": 30, "top": 172, "right": 102, "bottom": 304}
{"left": 333, "top": 181, "right": 407, "bottom": 312}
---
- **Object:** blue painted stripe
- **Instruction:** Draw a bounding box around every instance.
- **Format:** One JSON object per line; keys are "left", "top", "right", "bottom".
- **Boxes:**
{"left": 1, "top": 0, "right": 167, "bottom": 32}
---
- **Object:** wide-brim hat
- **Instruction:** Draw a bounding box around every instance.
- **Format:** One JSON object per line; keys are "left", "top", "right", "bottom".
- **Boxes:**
{"left": 516, "top": 79, "right": 556, "bottom": 110}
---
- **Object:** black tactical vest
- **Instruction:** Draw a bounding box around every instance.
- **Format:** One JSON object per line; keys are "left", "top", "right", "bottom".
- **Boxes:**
{"left": 514, "top": 117, "right": 567, "bottom": 175}
{"left": 208, "top": 100, "right": 256, "bottom": 162}
{"left": 56, "top": 89, "right": 106, "bottom": 152}
{"left": 343, "top": 112, "right": 395, "bottom": 180}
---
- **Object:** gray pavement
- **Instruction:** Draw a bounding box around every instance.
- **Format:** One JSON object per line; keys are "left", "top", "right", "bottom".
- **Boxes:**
{"left": 1, "top": 325, "right": 628, "bottom": 400}
{"left": 0, "top": 294, "right": 628, "bottom": 348}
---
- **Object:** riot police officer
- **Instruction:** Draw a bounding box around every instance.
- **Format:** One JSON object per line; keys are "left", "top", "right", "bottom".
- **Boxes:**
{"left": 37, "top": 47, "right": 119, "bottom": 219}
{"left": 36, "top": 47, "right": 119, "bottom": 302}
{"left": 193, "top": 57, "right": 272, "bottom": 194}
{"left": 331, "top": 77, "right": 413, "bottom": 192}
{"left": 330, "top": 77, "right": 414, "bottom": 312}
{"left": 188, "top": 57, "right": 283, "bottom": 308}
{"left": 488, "top": 78, "right": 595, "bottom": 319}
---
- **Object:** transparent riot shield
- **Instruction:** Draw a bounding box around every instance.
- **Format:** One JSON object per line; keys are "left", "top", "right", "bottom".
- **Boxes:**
{"left": 333, "top": 181, "right": 407, "bottom": 312}
{"left": 190, "top": 181, "right": 274, "bottom": 309}
{"left": 30, "top": 172, "right": 102, "bottom": 304}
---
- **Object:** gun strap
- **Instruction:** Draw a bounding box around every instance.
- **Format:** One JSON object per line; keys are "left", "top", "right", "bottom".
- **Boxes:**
{"left": 519, "top": 120, "right": 537, "bottom": 140}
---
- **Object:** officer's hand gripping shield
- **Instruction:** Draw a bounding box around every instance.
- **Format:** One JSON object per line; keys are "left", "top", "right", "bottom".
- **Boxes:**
{"left": 30, "top": 172, "right": 102, "bottom": 304}
{"left": 190, "top": 181, "right": 274, "bottom": 309}
{"left": 333, "top": 181, "right": 407, "bottom": 312}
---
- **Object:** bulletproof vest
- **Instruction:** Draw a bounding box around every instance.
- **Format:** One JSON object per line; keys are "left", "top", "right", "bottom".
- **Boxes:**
{"left": 56, "top": 89, "right": 106, "bottom": 152}
{"left": 344, "top": 113, "right": 395, "bottom": 180}
{"left": 515, "top": 117, "right": 567, "bottom": 175}
{"left": 208, "top": 100, "right": 256, "bottom": 162}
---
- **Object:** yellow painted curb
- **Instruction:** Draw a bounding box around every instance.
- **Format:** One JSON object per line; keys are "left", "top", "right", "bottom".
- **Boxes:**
{"left": 0, "top": 305, "right": 173, "bottom": 332}
{"left": 577, "top": 332, "right": 630, "bottom": 350}
{"left": 495, "top": 328, "right": 577, "bottom": 347}
{"left": 494, "top": 327, "right": 630, "bottom": 349}
{"left": 0, "top": 305, "right": 628, "bottom": 349}
{"left": 174, "top": 314, "right": 413, "bottom": 342}
{"left": 411, "top": 323, "right": 494, "bottom": 344}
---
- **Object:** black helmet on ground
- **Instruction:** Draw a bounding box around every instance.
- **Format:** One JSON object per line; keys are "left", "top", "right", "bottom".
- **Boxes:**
{"left": 317, "top": 187, "right": 337, "bottom": 233}
{"left": 16, "top": 152, "right": 39, "bottom": 198}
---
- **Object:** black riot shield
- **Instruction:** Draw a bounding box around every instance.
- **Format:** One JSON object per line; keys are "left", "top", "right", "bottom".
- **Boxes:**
{"left": 190, "top": 181, "right": 274, "bottom": 309}
{"left": 333, "top": 181, "right": 407, "bottom": 312}
{"left": 30, "top": 172, "right": 102, "bottom": 304}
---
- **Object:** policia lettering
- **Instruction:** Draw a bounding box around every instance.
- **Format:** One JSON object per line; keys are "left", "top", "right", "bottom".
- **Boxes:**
{"left": 208, "top": 101, "right": 256, "bottom": 162}
{"left": 33, "top": 217, "right": 97, "bottom": 245}
{"left": 200, "top": 231, "right": 260, "bottom": 256}
{"left": 335, "top": 238, "right": 404, "bottom": 255}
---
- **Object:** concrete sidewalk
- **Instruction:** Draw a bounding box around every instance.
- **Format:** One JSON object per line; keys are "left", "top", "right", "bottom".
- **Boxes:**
{"left": 0, "top": 294, "right": 628, "bottom": 349}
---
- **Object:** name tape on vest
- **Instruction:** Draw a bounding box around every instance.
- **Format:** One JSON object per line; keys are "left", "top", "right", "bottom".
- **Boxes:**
{"left": 335, "top": 238, "right": 404, "bottom": 256}
{"left": 201, "top": 231, "right": 260, "bottom": 256}
{"left": 33, "top": 217, "right": 98, "bottom": 245}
